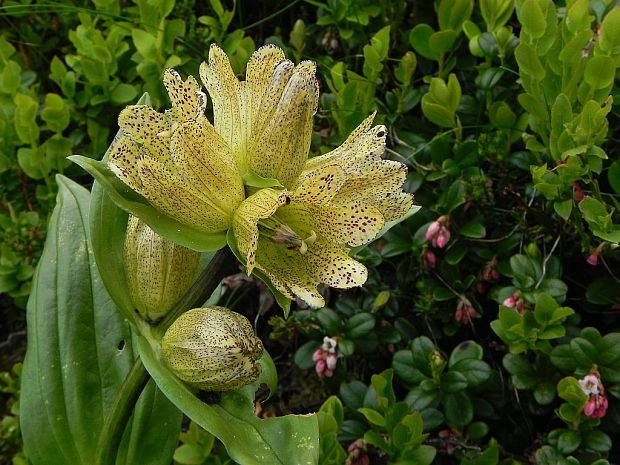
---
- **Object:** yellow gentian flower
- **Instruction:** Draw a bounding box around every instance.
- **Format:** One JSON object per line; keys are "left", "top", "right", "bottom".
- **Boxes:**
{"left": 232, "top": 115, "right": 414, "bottom": 308}
{"left": 200, "top": 44, "right": 318, "bottom": 187}
{"left": 108, "top": 68, "right": 245, "bottom": 234}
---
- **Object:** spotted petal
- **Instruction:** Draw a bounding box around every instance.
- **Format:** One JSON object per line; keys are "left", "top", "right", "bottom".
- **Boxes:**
{"left": 233, "top": 188, "right": 289, "bottom": 274}
{"left": 253, "top": 238, "right": 368, "bottom": 308}
{"left": 118, "top": 105, "right": 169, "bottom": 162}
{"left": 246, "top": 61, "right": 318, "bottom": 187}
{"left": 162, "top": 68, "right": 207, "bottom": 122}
{"left": 277, "top": 201, "right": 384, "bottom": 247}
{"left": 200, "top": 44, "right": 243, "bottom": 160}
{"left": 169, "top": 121, "right": 244, "bottom": 218}
{"left": 331, "top": 159, "right": 414, "bottom": 221}
{"left": 302, "top": 113, "right": 385, "bottom": 175}
{"left": 108, "top": 135, "right": 145, "bottom": 193}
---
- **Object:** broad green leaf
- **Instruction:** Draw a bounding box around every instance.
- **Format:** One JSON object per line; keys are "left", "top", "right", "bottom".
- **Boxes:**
{"left": 440, "top": 371, "right": 468, "bottom": 393}
{"left": 20, "top": 175, "right": 181, "bottom": 465}
{"left": 557, "top": 430, "right": 581, "bottom": 454}
{"left": 70, "top": 155, "right": 227, "bottom": 252}
{"left": 459, "top": 220, "right": 486, "bottom": 238}
{"left": 519, "top": 0, "right": 546, "bottom": 38}
{"left": 358, "top": 408, "right": 386, "bottom": 427}
{"left": 138, "top": 336, "right": 319, "bottom": 465}
{"left": 438, "top": 0, "right": 473, "bottom": 32}
{"left": 345, "top": 313, "right": 376, "bottom": 338}
{"left": 607, "top": 160, "right": 620, "bottom": 194}
{"left": 448, "top": 340, "right": 483, "bottom": 366}
{"left": 444, "top": 391, "right": 472, "bottom": 428}
{"left": 392, "top": 350, "right": 429, "bottom": 386}
{"left": 553, "top": 199, "right": 572, "bottom": 220}
{"left": 515, "top": 43, "right": 545, "bottom": 81}
{"left": 584, "top": 55, "right": 615, "bottom": 90}
{"left": 428, "top": 30, "right": 458, "bottom": 56}
{"left": 583, "top": 431, "right": 612, "bottom": 453}
{"left": 409, "top": 24, "right": 439, "bottom": 60}
{"left": 450, "top": 359, "right": 491, "bottom": 387}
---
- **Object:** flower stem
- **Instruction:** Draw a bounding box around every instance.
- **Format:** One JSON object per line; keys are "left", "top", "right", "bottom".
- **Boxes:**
{"left": 94, "top": 358, "right": 149, "bottom": 465}
{"left": 95, "top": 247, "right": 238, "bottom": 465}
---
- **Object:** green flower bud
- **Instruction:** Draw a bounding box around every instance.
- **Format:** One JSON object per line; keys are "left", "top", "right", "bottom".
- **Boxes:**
{"left": 161, "top": 307, "right": 263, "bottom": 391}
{"left": 124, "top": 215, "right": 200, "bottom": 322}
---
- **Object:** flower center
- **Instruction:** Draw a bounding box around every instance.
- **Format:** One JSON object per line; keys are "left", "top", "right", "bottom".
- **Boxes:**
{"left": 258, "top": 218, "right": 316, "bottom": 254}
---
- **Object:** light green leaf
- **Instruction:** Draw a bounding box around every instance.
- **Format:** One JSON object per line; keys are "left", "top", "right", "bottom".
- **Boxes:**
{"left": 20, "top": 175, "right": 181, "bottom": 465}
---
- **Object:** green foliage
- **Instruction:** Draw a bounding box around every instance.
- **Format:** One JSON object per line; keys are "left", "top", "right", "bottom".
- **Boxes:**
{"left": 3, "top": 0, "right": 620, "bottom": 464}
{"left": 20, "top": 176, "right": 182, "bottom": 465}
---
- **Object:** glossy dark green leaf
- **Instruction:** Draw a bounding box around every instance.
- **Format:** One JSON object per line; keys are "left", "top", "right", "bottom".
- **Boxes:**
{"left": 20, "top": 175, "right": 181, "bottom": 465}
{"left": 138, "top": 336, "right": 319, "bottom": 465}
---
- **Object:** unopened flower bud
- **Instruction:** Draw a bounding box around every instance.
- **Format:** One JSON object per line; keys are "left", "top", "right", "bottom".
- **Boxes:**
{"left": 326, "top": 353, "right": 338, "bottom": 370}
{"left": 161, "top": 307, "right": 263, "bottom": 391}
{"left": 124, "top": 215, "right": 200, "bottom": 322}
{"left": 425, "top": 221, "right": 441, "bottom": 240}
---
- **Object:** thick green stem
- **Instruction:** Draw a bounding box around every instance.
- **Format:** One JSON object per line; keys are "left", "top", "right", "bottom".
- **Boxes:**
{"left": 94, "top": 358, "right": 149, "bottom": 465}
{"left": 96, "top": 246, "right": 238, "bottom": 465}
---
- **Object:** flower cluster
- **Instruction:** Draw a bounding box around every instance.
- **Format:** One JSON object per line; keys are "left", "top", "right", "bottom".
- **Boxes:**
{"left": 345, "top": 439, "right": 369, "bottom": 465}
{"left": 503, "top": 290, "right": 525, "bottom": 313}
{"left": 454, "top": 298, "right": 478, "bottom": 325}
{"left": 578, "top": 371, "right": 609, "bottom": 419}
{"left": 312, "top": 336, "right": 339, "bottom": 378}
{"left": 425, "top": 215, "right": 450, "bottom": 248}
{"left": 106, "top": 44, "right": 415, "bottom": 308}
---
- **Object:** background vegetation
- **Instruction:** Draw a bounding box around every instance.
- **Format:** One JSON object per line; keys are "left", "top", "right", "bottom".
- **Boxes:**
{"left": 1, "top": 0, "right": 620, "bottom": 463}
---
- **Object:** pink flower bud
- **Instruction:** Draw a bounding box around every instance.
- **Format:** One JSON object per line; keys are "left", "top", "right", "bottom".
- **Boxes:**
{"left": 425, "top": 221, "right": 441, "bottom": 241}
{"left": 491, "top": 269, "right": 500, "bottom": 280}
{"left": 312, "top": 348, "right": 323, "bottom": 362}
{"left": 424, "top": 250, "right": 437, "bottom": 269}
{"left": 503, "top": 296, "right": 516, "bottom": 308}
{"left": 315, "top": 359, "right": 326, "bottom": 377}
{"left": 467, "top": 306, "right": 478, "bottom": 318}
{"left": 584, "top": 395, "right": 608, "bottom": 419}
{"left": 435, "top": 231, "right": 448, "bottom": 248}
{"left": 587, "top": 245, "right": 603, "bottom": 266}
{"left": 326, "top": 353, "right": 338, "bottom": 370}
{"left": 587, "top": 252, "right": 599, "bottom": 266}
{"left": 573, "top": 182, "right": 585, "bottom": 203}
{"left": 324, "top": 368, "right": 334, "bottom": 378}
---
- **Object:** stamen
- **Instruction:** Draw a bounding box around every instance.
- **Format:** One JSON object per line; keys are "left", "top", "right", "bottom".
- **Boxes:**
{"left": 259, "top": 220, "right": 317, "bottom": 254}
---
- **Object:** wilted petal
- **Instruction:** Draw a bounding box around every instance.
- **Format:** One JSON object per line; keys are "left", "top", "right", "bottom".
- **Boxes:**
{"left": 233, "top": 188, "right": 289, "bottom": 273}
{"left": 200, "top": 44, "right": 243, "bottom": 159}
{"left": 162, "top": 68, "right": 207, "bottom": 122}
